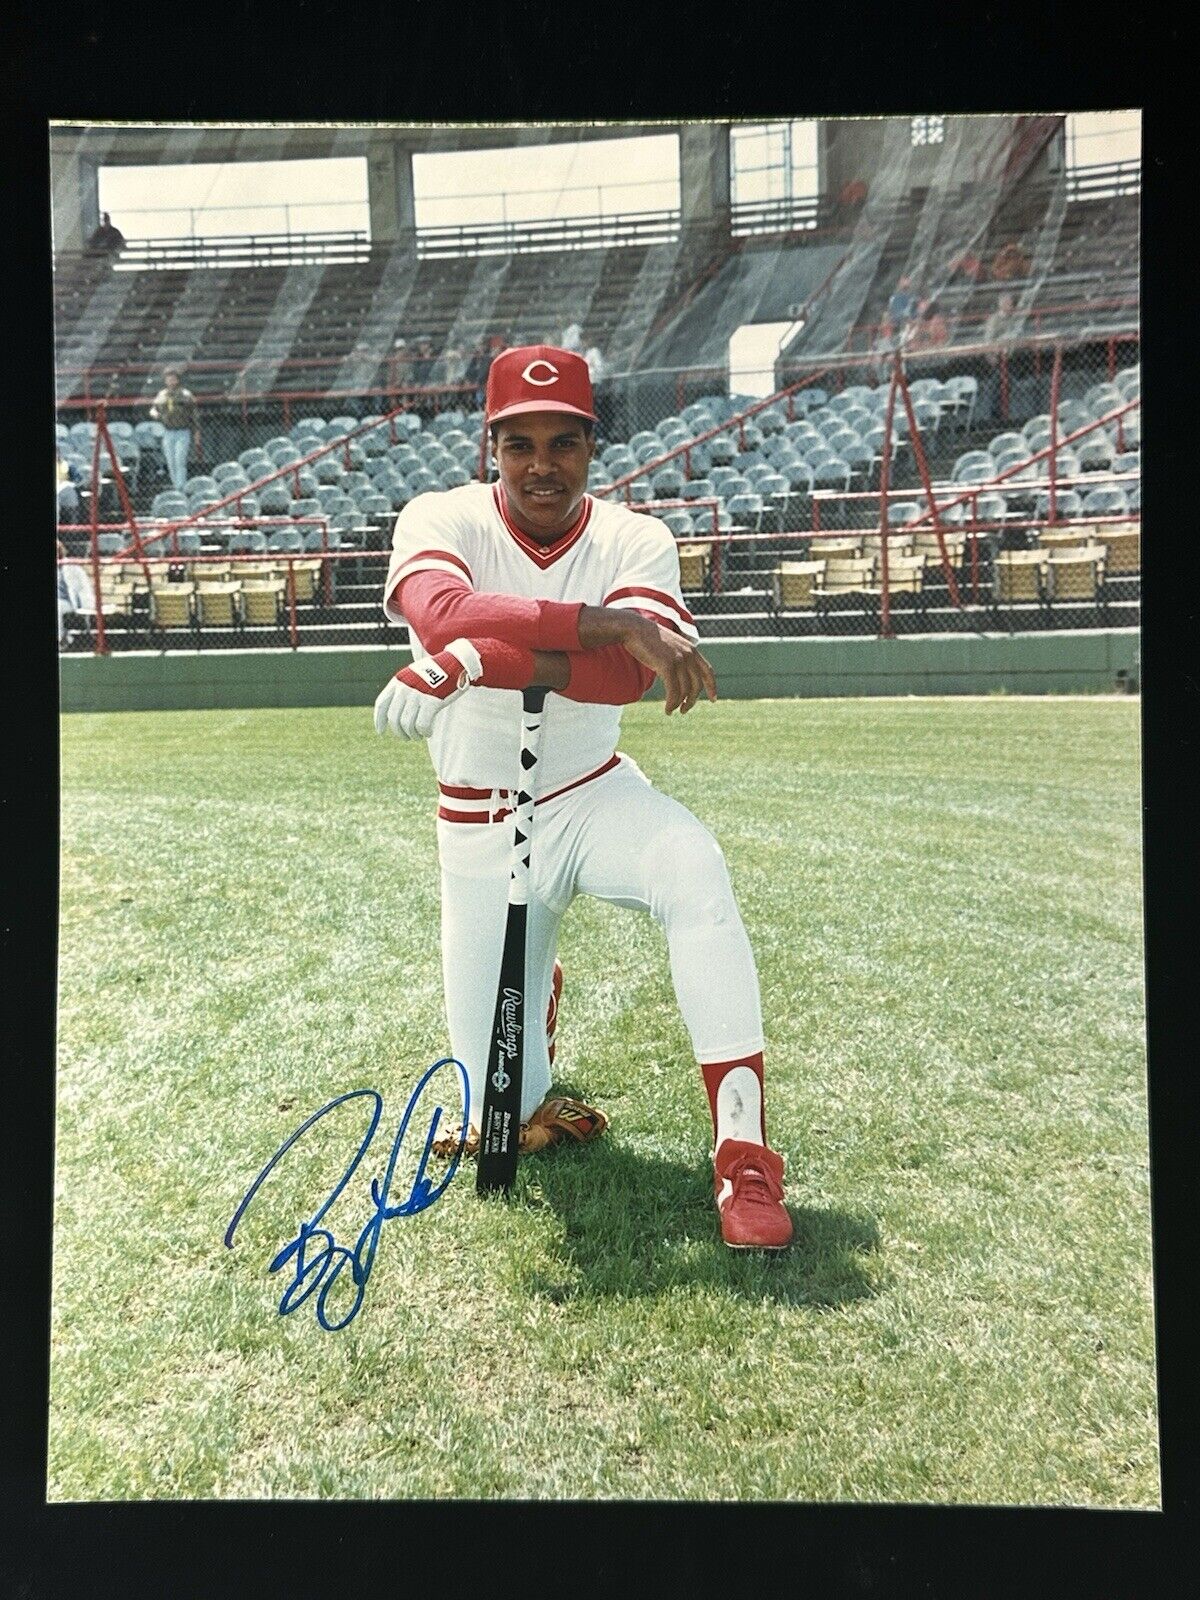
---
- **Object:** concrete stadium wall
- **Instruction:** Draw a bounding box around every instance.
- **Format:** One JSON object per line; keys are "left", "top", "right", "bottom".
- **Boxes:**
{"left": 59, "top": 631, "right": 1140, "bottom": 714}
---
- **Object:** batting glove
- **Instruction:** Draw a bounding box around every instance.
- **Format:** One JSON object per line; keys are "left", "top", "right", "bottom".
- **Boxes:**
{"left": 374, "top": 638, "right": 483, "bottom": 740}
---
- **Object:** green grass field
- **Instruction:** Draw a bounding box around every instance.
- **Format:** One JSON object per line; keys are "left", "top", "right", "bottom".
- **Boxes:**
{"left": 51, "top": 696, "right": 1156, "bottom": 1505}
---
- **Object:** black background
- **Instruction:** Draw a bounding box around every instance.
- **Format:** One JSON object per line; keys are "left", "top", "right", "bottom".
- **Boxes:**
{"left": 6, "top": 8, "right": 1192, "bottom": 1595}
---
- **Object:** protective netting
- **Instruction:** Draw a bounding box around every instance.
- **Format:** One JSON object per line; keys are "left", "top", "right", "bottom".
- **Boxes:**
{"left": 57, "top": 329, "right": 1139, "bottom": 655}
{"left": 53, "top": 119, "right": 1138, "bottom": 655}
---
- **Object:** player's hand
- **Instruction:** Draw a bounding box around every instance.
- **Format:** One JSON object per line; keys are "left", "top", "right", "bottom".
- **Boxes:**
{"left": 374, "top": 638, "right": 483, "bottom": 739}
{"left": 620, "top": 617, "right": 718, "bottom": 715}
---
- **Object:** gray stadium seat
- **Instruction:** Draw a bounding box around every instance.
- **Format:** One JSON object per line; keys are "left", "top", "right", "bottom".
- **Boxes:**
{"left": 268, "top": 528, "right": 306, "bottom": 555}
{"left": 258, "top": 483, "right": 293, "bottom": 515}
{"left": 812, "top": 459, "right": 851, "bottom": 491}
{"left": 726, "top": 493, "right": 763, "bottom": 530}
{"left": 842, "top": 441, "right": 874, "bottom": 479}
{"left": 973, "top": 493, "right": 1008, "bottom": 523}
{"left": 953, "top": 451, "right": 995, "bottom": 482}
{"left": 1032, "top": 490, "right": 1084, "bottom": 519}
{"left": 793, "top": 389, "right": 828, "bottom": 414}
{"left": 886, "top": 501, "right": 922, "bottom": 526}
{"left": 1081, "top": 487, "right": 1129, "bottom": 517}
{"left": 1076, "top": 437, "right": 1115, "bottom": 471}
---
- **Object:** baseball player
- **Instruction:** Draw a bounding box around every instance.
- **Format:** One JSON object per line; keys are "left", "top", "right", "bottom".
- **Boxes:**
{"left": 374, "top": 345, "right": 792, "bottom": 1250}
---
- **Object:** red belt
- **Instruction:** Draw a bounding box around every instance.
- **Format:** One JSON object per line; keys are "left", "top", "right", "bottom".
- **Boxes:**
{"left": 437, "top": 753, "right": 620, "bottom": 823}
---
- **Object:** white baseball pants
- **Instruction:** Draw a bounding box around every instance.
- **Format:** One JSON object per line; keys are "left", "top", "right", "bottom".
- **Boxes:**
{"left": 437, "top": 755, "right": 764, "bottom": 1123}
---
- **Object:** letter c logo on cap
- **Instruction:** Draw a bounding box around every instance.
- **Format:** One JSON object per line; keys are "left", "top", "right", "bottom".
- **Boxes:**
{"left": 522, "top": 360, "right": 559, "bottom": 386}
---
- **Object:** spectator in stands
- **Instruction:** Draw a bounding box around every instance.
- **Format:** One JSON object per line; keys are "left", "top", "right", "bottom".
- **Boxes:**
{"left": 86, "top": 212, "right": 126, "bottom": 257}
{"left": 432, "top": 343, "right": 465, "bottom": 388}
{"left": 838, "top": 178, "right": 868, "bottom": 213}
{"left": 411, "top": 338, "right": 435, "bottom": 385}
{"left": 990, "top": 241, "right": 1030, "bottom": 282}
{"left": 464, "top": 338, "right": 491, "bottom": 406}
{"left": 982, "top": 292, "right": 1020, "bottom": 358}
{"left": 583, "top": 338, "right": 607, "bottom": 383}
{"left": 887, "top": 276, "right": 918, "bottom": 338}
{"left": 949, "top": 249, "right": 984, "bottom": 284}
{"left": 560, "top": 321, "right": 584, "bottom": 353}
{"left": 867, "top": 328, "right": 892, "bottom": 384}
{"left": 148, "top": 368, "right": 198, "bottom": 491}
{"left": 584, "top": 337, "right": 611, "bottom": 438}
{"left": 56, "top": 450, "right": 83, "bottom": 522}
{"left": 978, "top": 291, "right": 1022, "bottom": 421}
{"left": 57, "top": 540, "right": 95, "bottom": 648}
{"left": 909, "top": 298, "right": 949, "bottom": 352}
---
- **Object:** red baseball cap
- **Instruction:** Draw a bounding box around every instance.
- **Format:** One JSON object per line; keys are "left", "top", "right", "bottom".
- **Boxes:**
{"left": 485, "top": 344, "right": 596, "bottom": 425}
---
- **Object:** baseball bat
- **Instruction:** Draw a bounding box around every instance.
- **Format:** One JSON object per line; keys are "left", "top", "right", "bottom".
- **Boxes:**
{"left": 476, "top": 685, "right": 548, "bottom": 1195}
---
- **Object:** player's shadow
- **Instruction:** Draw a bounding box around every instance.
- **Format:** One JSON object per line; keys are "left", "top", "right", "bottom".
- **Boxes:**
{"left": 516, "top": 1132, "right": 882, "bottom": 1310}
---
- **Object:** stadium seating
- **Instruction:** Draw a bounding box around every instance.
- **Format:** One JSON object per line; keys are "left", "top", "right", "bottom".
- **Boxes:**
{"left": 993, "top": 550, "right": 1047, "bottom": 603}
{"left": 772, "top": 560, "right": 825, "bottom": 611}
{"left": 1046, "top": 546, "right": 1105, "bottom": 604}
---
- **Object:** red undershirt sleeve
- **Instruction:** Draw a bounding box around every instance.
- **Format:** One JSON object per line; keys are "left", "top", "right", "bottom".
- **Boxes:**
{"left": 398, "top": 569, "right": 655, "bottom": 705}
{"left": 560, "top": 644, "right": 656, "bottom": 705}
{"left": 395, "top": 569, "right": 583, "bottom": 654}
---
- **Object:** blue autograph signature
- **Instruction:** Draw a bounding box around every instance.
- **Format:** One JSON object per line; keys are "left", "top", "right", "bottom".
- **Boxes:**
{"left": 225, "top": 1058, "right": 469, "bottom": 1332}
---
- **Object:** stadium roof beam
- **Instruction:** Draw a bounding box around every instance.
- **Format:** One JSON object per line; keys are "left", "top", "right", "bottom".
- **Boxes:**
{"left": 49, "top": 122, "right": 731, "bottom": 253}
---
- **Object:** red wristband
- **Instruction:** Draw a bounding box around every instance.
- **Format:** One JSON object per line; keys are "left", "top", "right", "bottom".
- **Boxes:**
{"left": 533, "top": 599, "right": 584, "bottom": 653}
{"left": 473, "top": 638, "right": 537, "bottom": 690}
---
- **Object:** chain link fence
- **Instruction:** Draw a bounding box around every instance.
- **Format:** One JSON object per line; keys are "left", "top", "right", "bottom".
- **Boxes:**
{"left": 57, "top": 327, "right": 1138, "bottom": 654}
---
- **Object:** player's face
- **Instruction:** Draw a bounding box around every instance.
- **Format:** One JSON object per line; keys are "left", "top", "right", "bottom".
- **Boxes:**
{"left": 492, "top": 414, "right": 595, "bottom": 542}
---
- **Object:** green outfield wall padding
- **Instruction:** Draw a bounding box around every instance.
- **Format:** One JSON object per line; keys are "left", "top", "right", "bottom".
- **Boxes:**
{"left": 58, "top": 632, "right": 1141, "bottom": 714}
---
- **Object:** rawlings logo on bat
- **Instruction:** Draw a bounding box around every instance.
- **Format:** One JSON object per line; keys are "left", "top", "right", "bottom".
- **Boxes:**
{"left": 494, "top": 987, "right": 523, "bottom": 1075}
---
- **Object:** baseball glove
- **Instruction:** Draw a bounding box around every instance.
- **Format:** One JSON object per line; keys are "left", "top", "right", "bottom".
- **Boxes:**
{"left": 430, "top": 1095, "right": 608, "bottom": 1160}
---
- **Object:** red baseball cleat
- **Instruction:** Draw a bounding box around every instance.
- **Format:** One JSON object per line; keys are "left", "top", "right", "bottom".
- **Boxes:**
{"left": 714, "top": 1139, "right": 794, "bottom": 1250}
{"left": 546, "top": 958, "right": 563, "bottom": 1065}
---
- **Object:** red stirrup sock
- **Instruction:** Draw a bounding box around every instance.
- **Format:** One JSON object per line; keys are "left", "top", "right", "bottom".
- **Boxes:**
{"left": 701, "top": 1052, "right": 767, "bottom": 1148}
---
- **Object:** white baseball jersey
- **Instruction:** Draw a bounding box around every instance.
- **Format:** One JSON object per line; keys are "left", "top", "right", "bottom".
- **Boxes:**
{"left": 383, "top": 483, "right": 699, "bottom": 795}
